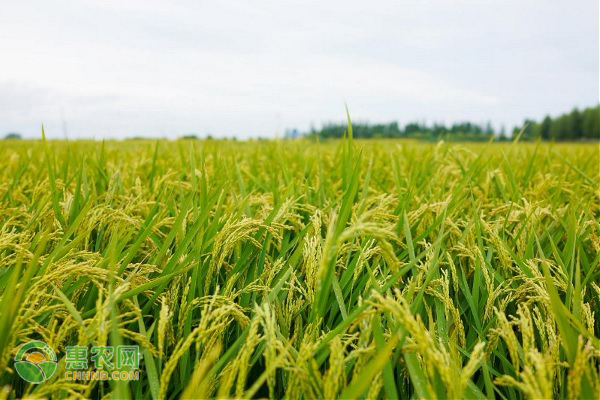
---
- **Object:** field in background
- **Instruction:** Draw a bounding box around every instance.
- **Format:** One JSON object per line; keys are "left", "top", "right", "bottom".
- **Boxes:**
{"left": 0, "top": 137, "right": 598, "bottom": 399}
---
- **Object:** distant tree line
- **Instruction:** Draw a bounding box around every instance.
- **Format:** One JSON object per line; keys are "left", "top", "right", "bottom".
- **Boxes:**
{"left": 308, "top": 121, "right": 496, "bottom": 142}
{"left": 301, "top": 105, "right": 599, "bottom": 141}
{"left": 3, "top": 133, "right": 22, "bottom": 140}
{"left": 4, "top": 105, "right": 598, "bottom": 141}
{"left": 517, "top": 106, "right": 599, "bottom": 141}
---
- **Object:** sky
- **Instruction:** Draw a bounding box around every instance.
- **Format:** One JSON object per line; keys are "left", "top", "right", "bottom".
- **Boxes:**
{"left": 1, "top": 0, "right": 598, "bottom": 139}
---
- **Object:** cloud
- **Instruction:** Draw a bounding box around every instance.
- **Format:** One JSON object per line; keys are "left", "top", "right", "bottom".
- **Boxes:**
{"left": 0, "top": 0, "right": 597, "bottom": 138}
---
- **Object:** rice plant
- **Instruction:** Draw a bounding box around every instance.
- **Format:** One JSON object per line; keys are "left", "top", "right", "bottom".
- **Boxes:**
{"left": 0, "top": 129, "right": 598, "bottom": 399}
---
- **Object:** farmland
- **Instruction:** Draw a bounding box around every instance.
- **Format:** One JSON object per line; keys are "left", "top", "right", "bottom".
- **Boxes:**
{"left": 0, "top": 134, "right": 598, "bottom": 399}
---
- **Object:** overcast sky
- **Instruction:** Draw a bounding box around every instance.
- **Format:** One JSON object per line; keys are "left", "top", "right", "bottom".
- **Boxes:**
{"left": 1, "top": 0, "right": 598, "bottom": 139}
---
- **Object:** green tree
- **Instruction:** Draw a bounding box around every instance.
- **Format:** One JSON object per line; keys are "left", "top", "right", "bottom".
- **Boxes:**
{"left": 521, "top": 119, "right": 537, "bottom": 140}
{"left": 581, "top": 106, "right": 599, "bottom": 139}
{"left": 3, "top": 133, "right": 22, "bottom": 140}
{"left": 540, "top": 116, "right": 552, "bottom": 140}
{"left": 567, "top": 108, "right": 583, "bottom": 140}
{"left": 551, "top": 115, "right": 571, "bottom": 140}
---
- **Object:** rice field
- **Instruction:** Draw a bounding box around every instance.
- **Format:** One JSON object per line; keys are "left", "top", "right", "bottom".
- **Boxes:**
{"left": 0, "top": 132, "right": 598, "bottom": 399}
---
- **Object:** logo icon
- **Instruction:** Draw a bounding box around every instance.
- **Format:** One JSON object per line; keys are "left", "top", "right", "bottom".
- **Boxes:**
{"left": 14, "top": 341, "right": 57, "bottom": 384}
